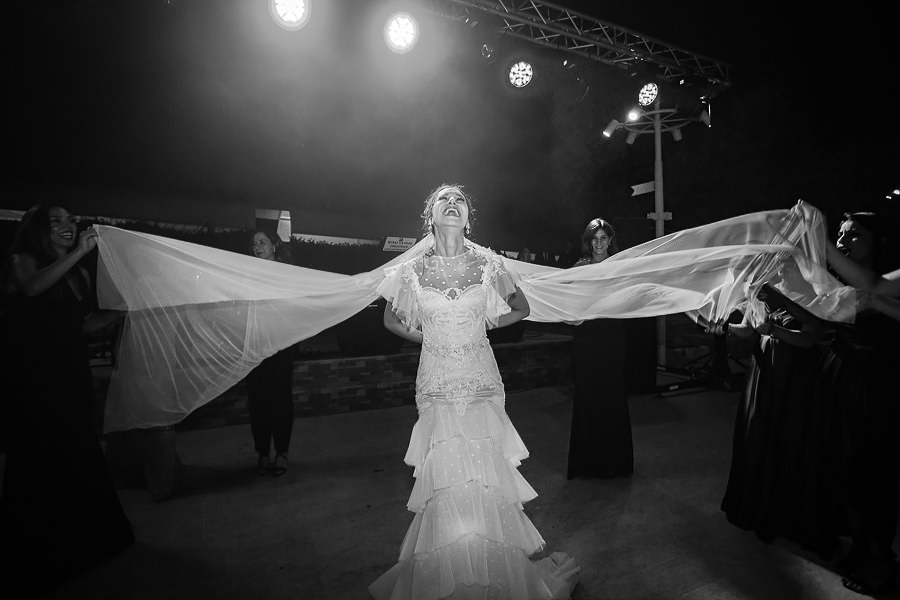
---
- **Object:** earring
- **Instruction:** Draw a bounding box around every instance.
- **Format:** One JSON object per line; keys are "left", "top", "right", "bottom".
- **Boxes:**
{"left": 465, "top": 223, "right": 471, "bottom": 235}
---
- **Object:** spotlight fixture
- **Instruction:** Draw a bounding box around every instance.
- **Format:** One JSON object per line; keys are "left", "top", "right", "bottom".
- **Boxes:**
{"left": 481, "top": 43, "right": 495, "bottom": 63}
{"left": 269, "top": 0, "right": 310, "bottom": 31}
{"left": 384, "top": 11, "right": 418, "bottom": 54}
{"left": 562, "top": 59, "right": 576, "bottom": 69}
{"left": 637, "top": 82, "right": 658, "bottom": 106}
{"left": 699, "top": 96, "right": 711, "bottom": 127}
{"left": 627, "top": 109, "right": 641, "bottom": 122}
{"left": 602, "top": 119, "right": 619, "bottom": 138}
{"left": 625, "top": 131, "right": 639, "bottom": 145}
{"left": 671, "top": 128, "right": 683, "bottom": 141}
{"left": 508, "top": 60, "right": 533, "bottom": 88}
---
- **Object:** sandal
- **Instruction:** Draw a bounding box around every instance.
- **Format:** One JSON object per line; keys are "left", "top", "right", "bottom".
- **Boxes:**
{"left": 257, "top": 454, "right": 271, "bottom": 476}
{"left": 271, "top": 453, "right": 288, "bottom": 477}
{"left": 841, "top": 562, "right": 899, "bottom": 596}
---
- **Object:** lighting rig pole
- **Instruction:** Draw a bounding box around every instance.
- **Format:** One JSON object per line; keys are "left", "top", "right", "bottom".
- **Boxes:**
{"left": 604, "top": 83, "right": 709, "bottom": 366}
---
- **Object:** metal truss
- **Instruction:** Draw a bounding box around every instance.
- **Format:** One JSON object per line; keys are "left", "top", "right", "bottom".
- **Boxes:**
{"left": 422, "top": 0, "right": 732, "bottom": 94}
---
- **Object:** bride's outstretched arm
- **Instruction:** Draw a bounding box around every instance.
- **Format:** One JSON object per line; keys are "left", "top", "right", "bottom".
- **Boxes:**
{"left": 383, "top": 300, "right": 423, "bottom": 344}
{"left": 496, "top": 286, "right": 530, "bottom": 329}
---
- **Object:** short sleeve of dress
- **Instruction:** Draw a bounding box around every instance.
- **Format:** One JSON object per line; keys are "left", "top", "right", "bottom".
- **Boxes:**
{"left": 482, "top": 251, "right": 520, "bottom": 329}
{"left": 376, "top": 260, "right": 421, "bottom": 332}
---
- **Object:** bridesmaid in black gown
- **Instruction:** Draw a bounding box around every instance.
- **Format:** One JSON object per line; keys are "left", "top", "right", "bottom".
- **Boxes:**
{"left": 716, "top": 279, "right": 825, "bottom": 548}
{"left": 817, "top": 212, "right": 900, "bottom": 595}
{"left": 566, "top": 218, "right": 633, "bottom": 479}
{"left": 0, "top": 205, "right": 133, "bottom": 594}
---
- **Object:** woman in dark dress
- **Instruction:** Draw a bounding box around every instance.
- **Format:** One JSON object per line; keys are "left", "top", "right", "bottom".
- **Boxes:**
{"left": 245, "top": 230, "right": 297, "bottom": 476}
{"left": 716, "top": 275, "right": 825, "bottom": 546}
{"left": 0, "top": 204, "right": 134, "bottom": 593}
{"left": 566, "top": 218, "right": 633, "bottom": 479}
{"left": 816, "top": 212, "right": 900, "bottom": 595}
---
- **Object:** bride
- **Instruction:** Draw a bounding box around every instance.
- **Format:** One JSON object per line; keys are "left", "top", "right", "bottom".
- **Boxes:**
{"left": 369, "top": 184, "right": 579, "bottom": 599}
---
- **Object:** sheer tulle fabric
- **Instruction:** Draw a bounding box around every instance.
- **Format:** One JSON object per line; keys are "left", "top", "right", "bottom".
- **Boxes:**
{"left": 94, "top": 200, "right": 855, "bottom": 433}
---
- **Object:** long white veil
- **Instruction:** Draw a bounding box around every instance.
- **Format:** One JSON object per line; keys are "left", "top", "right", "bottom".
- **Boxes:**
{"left": 95, "top": 200, "right": 854, "bottom": 432}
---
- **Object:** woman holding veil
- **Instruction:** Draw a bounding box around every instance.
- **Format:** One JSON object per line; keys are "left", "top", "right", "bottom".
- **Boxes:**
{"left": 369, "top": 184, "right": 580, "bottom": 600}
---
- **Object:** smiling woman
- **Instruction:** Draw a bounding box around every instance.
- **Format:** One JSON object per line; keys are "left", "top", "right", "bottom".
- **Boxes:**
{"left": 420, "top": 183, "right": 476, "bottom": 237}
{"left": 1, "top": 204, "right": 134, "bottom": 593}
{"left": 373, "top": 182, "right": 580, "bottom": 599}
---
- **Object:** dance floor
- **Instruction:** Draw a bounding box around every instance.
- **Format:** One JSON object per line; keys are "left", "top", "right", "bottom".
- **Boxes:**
{"left": 51, "top": 384, "right": 899, "bottom": 600}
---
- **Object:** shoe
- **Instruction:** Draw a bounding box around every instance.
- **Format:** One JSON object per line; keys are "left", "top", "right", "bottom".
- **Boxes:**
{"left": 271, "top": 453, "right": 288, "bottom": 477}
{"left": 257, "top": 454, "right": 271, "bottom": 475}
{"left": 841, "top": 559, "right": 899, "bottom": 596}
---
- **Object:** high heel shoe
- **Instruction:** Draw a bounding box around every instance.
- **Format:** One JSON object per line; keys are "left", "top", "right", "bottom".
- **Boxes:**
{"left": 257, "top": 454, "right": 271, "bottom": 476}
{"left": 271, "top": 453, "right": 288, "bottom": 477}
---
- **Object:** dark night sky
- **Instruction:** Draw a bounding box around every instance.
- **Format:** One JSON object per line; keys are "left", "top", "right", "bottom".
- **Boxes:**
{"left": 8, "top": 1, "right": 898, "bottom": 252}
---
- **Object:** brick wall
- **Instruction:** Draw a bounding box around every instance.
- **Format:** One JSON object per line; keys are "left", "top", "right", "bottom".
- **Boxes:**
{"left": 176, "top": 337, "right": 574, "bottom": 430}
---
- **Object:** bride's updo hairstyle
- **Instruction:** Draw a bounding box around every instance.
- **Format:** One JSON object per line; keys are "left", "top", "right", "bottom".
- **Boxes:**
{"left": 420, "top": 183, "right": 477, "bottom": 237}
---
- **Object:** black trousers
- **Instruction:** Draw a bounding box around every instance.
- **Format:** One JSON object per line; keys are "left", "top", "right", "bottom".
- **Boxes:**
{"left": 246, "top": 348, "right": 295, "bottom": 456}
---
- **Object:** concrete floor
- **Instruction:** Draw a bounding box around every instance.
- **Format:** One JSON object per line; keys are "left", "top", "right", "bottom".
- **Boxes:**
{"left": 51, "top": 384, "right": 899, "bottom": 600}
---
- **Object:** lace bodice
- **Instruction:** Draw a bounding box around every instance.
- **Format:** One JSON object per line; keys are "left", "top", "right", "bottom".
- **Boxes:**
{"left": 391, "top": 248, "right": 513, "bottom": 414}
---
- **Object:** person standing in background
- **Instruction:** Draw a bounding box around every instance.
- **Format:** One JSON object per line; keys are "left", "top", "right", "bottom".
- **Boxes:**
{"left": 246, "top": 229, "right": 297, "bottom": 477}
{"left": 566, "top": 218, "right": 633, "bottom": 479}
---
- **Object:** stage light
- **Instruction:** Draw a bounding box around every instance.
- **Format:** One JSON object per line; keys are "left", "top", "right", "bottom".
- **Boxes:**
{"left": 671, "top": 128, "right": 683, "bottom": 141}
{"left": 699, "top": 96, "right": 711, "bottom": 127}
{"left": 508, "top": 60, "right": 534, "bottom": 88}
{"left": 625, "top": 131, "right": 639, "bottom": 145}
{"left": 638, "top": 82, "right": 658, "bottom": 106}
{"left": 384, "top": 12, "right": 418, "bottom": 54}
{"left": 893, "top": 188, "right": 899, "bottom": 195}
{"left": 602, "top": 119, "right": 619, "bottom": 138}
{"left": 627, "top": 109, "right": 641, "bottom": 122}
{"left": 481, "top": 43, "right": 495, "bottom": 63}
{"left": 269, "top": 0, "right": 310, "bottom": 31}
{"left": 562, "top": 59, "right": 576, "bottom": 69}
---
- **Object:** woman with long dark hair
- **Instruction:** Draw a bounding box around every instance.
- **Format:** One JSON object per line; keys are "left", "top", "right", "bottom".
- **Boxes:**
{"left": 0, "top": 204, "right": 133, "bottom": 593}
{"left": 816, "top": 212, "right": 900, "bottom": 595}
{"left": 566, "top": 218, "right": 633, "bottom": 479}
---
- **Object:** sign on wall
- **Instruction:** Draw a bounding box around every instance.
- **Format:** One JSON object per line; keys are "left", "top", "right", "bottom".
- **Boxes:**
{"left": 383, "top": 236, "right": 417, "bottom": 252}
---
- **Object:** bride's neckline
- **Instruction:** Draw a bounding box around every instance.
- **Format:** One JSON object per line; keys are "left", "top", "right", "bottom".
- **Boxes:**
{"left": 429, "top": 246, "right": 473, "bottom": 260}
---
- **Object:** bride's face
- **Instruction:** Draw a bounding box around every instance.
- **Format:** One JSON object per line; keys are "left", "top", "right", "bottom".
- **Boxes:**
{"left": 431, "top": 187, "right": 469, "bottom": 232}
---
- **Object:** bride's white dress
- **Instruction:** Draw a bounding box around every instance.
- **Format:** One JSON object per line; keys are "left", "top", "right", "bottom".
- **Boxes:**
{"left": 369, "top": 247, "right": 579, "bottom": 600}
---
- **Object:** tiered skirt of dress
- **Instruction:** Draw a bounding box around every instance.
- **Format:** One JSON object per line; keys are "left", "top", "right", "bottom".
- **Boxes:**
{"left": 369, "top": 392, "right": 579, "bottom": 600}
